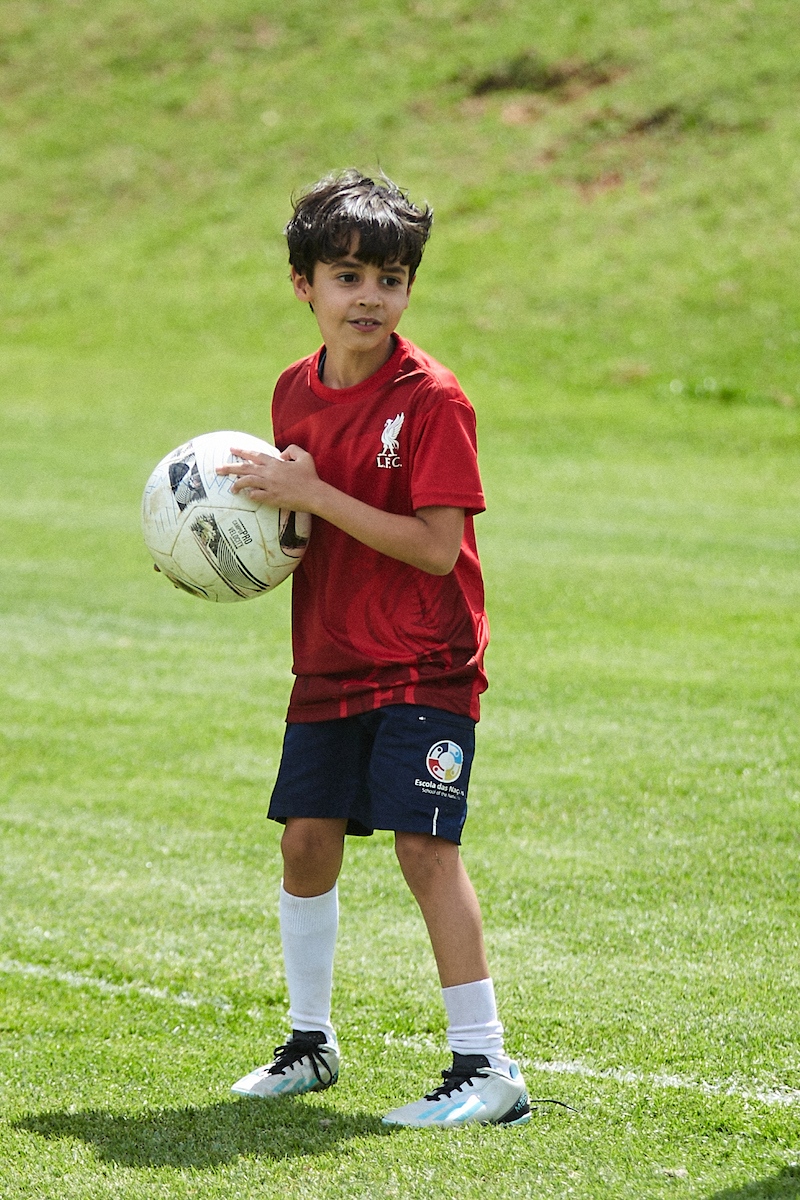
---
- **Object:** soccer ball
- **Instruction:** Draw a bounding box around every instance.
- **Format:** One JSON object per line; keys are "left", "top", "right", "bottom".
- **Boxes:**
{"left": 141, "top": 431, "right": 311, "bottom": 602}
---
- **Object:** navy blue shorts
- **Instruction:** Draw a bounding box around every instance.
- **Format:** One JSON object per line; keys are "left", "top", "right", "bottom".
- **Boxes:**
{"left": 268, "top": 704, "right": 476, "bottom": 843}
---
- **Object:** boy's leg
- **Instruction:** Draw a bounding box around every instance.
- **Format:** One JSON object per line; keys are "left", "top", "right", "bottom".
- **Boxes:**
{"left": 280, "top": 817, "right": 347, "bottom": 1041}
{"left": 231, "top": 817, "right": 346, "bottom": 1100}
{"left": 394, "top": 831, "right": 509, "bottom": 1062}
{"left": 394, "top": 833, "right": 505, "bottom": 1059}
{"left": 385, "top": 831, "right": 530, "bottom": 1127}
{"left": 393, "top": 831, "right": 488, "bottom": 987}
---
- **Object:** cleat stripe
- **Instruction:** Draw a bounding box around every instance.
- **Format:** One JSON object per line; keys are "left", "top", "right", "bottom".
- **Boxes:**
{"left": 418, "top": 1094, "right": 483, "bottom": 1125}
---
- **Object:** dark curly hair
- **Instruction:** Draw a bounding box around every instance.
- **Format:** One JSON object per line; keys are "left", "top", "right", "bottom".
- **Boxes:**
{"left": 285, "top": 170, "right": 433, "bottom": 282}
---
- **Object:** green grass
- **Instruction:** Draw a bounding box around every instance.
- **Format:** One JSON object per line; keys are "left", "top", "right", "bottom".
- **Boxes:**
{"left": 2, "top": 0, "right": 800, "bottom": 1196}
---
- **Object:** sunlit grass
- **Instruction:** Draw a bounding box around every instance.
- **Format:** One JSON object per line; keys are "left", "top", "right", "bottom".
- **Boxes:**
{"left": 2, "top": 1, "right": 800, "bottom": 1197}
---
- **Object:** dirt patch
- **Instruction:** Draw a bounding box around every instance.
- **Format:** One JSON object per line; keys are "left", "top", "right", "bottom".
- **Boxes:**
{"left": 575, "top": 170, "right": 625, "bottom": 201}
{"left": 499, "top": 97, "right": 548, "bottom": 126}
{"left": 627, "top": 104, "right": 682, "bottom": 134}
{"left": 625, "top": 103, "right": 768, "bottom": 138}
{"left": 465, "top": 50, "right": 623, "bottom": 100}
{"left": 542, "top": 99, "right": 770, "bottom": 186}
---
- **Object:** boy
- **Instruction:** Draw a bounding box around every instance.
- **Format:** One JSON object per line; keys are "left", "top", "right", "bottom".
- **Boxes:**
{"left": 220, "top": 170, "right": 530, "bottom": 1128}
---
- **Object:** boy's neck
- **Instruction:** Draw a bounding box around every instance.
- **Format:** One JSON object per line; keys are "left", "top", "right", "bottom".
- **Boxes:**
{"left": 319, "top": 336, "right": 397, "bottom": 390}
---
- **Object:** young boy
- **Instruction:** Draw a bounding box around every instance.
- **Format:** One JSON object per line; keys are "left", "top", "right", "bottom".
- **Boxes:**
{"left": 220, "top": 170, "right": 530, "bottom": 1128}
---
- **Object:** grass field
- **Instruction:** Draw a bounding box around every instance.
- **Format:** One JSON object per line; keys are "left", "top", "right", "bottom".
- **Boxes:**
{"left": 2, "top": 1, "right": 800, "bottom": 1197}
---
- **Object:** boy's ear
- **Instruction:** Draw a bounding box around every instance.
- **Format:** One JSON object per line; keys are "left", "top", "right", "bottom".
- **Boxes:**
{"left": 291, "top": 267, "right": 313, "bottom": 304}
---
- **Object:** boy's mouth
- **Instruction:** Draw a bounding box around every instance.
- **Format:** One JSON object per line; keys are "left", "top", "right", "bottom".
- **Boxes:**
{"left": 350, "top": 317, "right": 381, "bottom": 329}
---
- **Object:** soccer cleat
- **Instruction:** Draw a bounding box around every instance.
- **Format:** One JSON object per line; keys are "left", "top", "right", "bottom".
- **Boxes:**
{"left": 230, "top": 1030, "right": 340, "bottom": 1099}
{"left": 381, "top": 1053, "right": 531, "bottom": 1128}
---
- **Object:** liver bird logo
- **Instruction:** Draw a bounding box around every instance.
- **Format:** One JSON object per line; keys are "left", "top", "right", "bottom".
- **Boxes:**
{"left": 377, "top": 413, "right": 405, "bottom": 468}
{"left": 381, "top": 413, "right": 405, "bottom": 456}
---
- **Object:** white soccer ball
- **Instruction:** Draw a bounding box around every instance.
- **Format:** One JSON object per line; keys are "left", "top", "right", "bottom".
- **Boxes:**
{"left": 141, "top": 431, "right": 311, "bottom": 602}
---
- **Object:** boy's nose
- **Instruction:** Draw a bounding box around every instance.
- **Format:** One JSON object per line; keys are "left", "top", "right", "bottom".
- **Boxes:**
{"left": 357, "top": 284, "right": 382, "bottom": 306}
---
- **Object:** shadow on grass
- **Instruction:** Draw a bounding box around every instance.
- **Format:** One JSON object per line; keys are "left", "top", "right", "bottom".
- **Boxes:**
{"left": 13, "top": 1098, "right": 390, "bottom": 1168}
{"left": 708, "top": 1167, "right": 800, "bottom": 1199}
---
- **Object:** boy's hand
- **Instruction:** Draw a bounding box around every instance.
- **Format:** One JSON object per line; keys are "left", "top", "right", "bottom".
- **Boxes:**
{"left": 217, "top": 444, "right": 319, "bottom": 511}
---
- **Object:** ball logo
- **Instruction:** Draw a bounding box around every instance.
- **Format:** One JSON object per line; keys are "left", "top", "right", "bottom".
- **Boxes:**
{"left": 426, "top": 740, "right": 464, "bottom": 784}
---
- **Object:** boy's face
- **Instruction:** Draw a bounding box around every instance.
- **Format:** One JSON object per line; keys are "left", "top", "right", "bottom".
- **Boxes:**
{"left": 291, "top": 240, "right": 412, "bottom": 359}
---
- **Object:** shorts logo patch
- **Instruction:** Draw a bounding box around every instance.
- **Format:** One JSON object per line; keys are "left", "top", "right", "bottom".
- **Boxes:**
{"left": 426, "top": 740, "right": 464, "bottom": 784}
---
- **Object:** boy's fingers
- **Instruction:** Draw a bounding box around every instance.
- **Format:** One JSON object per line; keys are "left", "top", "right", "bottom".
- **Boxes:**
{"left": 218, "top": 452, "right": 277, "bottom": 475}
{"left": 229, "top": 473, "right": 266, "bottom": 492}
{"left": 227, "top": 447, "right": 270, "bottom": 466}
{"left": 218, "top": 462, "right": 250, "bottom": 475}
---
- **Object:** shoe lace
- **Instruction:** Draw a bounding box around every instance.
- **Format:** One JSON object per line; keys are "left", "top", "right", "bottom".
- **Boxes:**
{"left": 424, "top": 1055, "right": 580, "bottom": 1112}
{"left": 425, "top": 1059, "right": 489, "bottom": 1102}
{"left": 268, "top": 1034, "right": 332, "bottom": 1085}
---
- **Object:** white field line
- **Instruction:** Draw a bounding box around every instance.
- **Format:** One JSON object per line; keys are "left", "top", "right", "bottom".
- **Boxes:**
{"left": 3, "top": 962, "right": 798, "bottom": 1107}
{"left": 521, "top": 1057, "right": 800, "bottom": 1108}
{"left": 382, "top": 1034, "right": 800, "bottom": 1109}
{"left": 0, "top": 958, "right": 233, "bottom": 1013}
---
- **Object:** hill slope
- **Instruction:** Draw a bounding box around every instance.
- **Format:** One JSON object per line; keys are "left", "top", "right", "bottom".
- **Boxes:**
{"left": 2, "top": 0, "right": 799, "bottom": 406}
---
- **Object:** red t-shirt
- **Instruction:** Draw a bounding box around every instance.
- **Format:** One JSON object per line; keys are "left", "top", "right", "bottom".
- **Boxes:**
{"left": 272, "top": 335, "right": 489, "bottom": 722}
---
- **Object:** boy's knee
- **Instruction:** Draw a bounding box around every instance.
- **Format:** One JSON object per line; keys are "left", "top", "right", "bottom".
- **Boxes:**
{"left": 395, "top": 831, "right": 458, "bottom": 889}
{"left": 281, "top": 819, "right": 344, "bottom": 888}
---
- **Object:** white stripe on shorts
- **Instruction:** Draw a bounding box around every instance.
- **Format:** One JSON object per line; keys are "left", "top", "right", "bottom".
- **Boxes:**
{"left": 432, "top": 806, "right": 439, "bottom": 836}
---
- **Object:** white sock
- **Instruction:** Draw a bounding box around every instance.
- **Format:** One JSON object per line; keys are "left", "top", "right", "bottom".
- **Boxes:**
{"left": 279, "top": 882, "right": 338, "bottom": 1046}
{"left": 442, "top": 978, "right": 512, "bottom": 1073}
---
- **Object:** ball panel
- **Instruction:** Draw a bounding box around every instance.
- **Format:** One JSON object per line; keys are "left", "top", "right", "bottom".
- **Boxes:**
{"left": 187, "top": 508, "right": 272, "bottom": 599}
{"left": 141, "top": 496, "right": 181, "bottom": 557}
{"left": 158, "top": 565, "right": 214, "bottom": 601}
{"left": 142, "top": 431, "right": 311, "bottom": 603}
{"left": 141, "top": 455, "right": 184, "bottom": 556}
{"left": 194, "top": 430, "right": 280, "bottom": 509}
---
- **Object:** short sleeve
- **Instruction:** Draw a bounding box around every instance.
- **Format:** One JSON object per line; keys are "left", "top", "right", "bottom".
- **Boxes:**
{"left": 410, "top": 390, "right": 485, "bottom": 516}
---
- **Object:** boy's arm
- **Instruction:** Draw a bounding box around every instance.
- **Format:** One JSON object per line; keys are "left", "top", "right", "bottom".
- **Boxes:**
{"left": 218, "top": 445, "right": 464, "bottom": 576}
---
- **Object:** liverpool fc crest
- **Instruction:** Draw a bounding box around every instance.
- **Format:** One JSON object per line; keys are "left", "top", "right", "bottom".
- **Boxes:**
{"left": 377, "top": 413, "right": 404, "bottom": 468}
